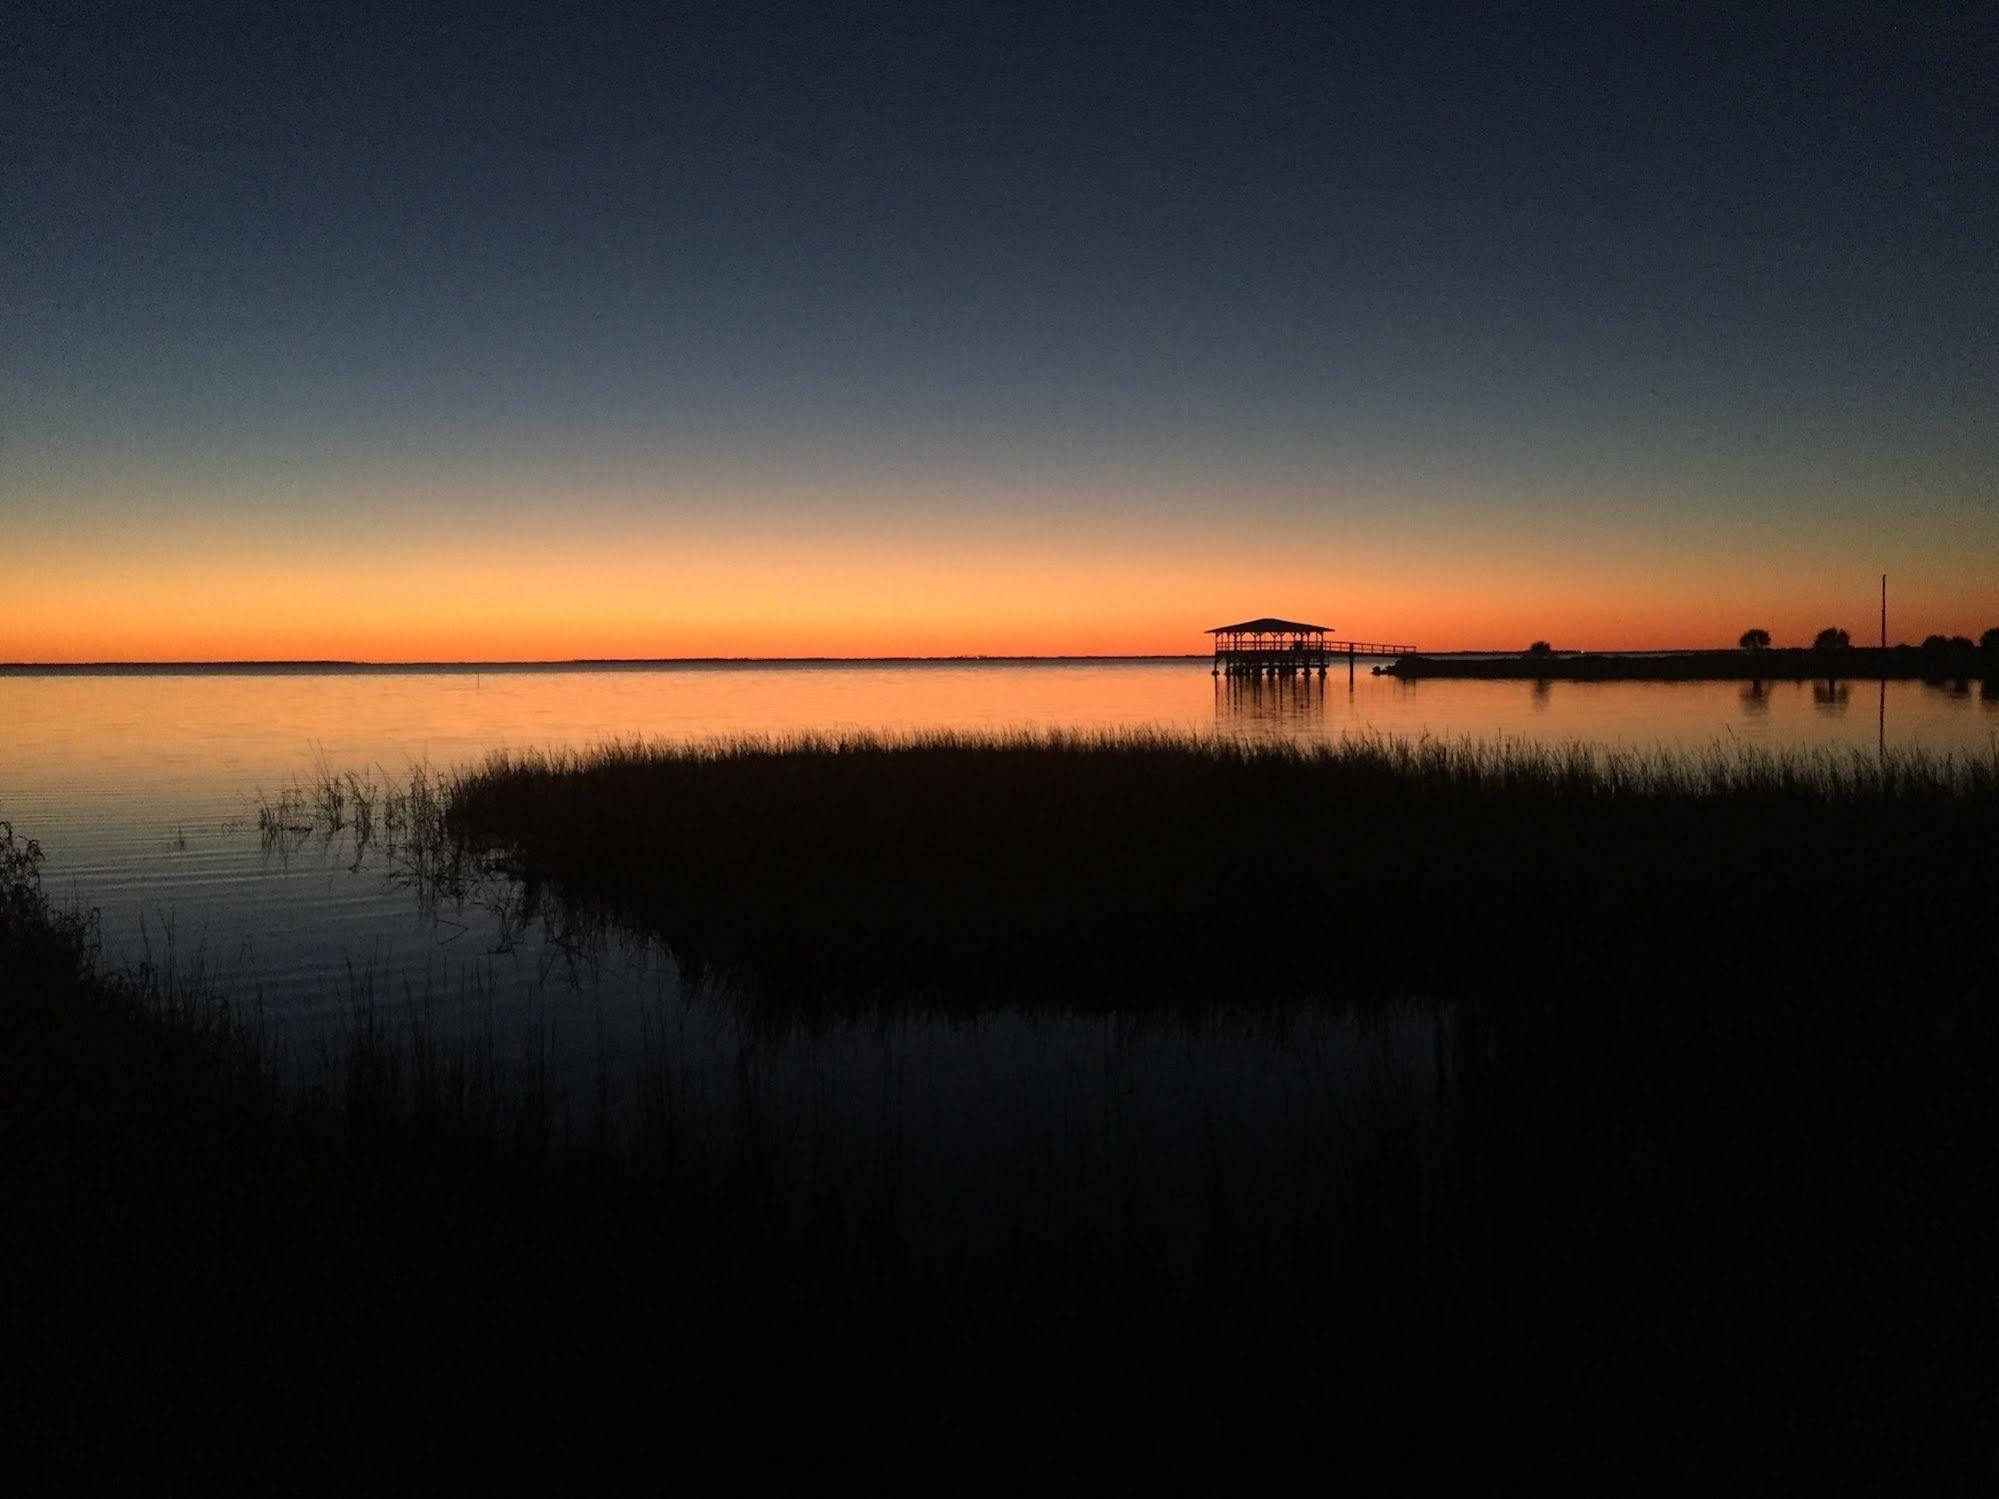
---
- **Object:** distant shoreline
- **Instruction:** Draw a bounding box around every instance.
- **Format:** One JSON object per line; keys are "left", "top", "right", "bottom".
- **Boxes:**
{"left": 1387, "top": 646, "right": 1997, "bottom": 682}
{"left": 0, "top": 654, "right": 1209, "bottom": 676}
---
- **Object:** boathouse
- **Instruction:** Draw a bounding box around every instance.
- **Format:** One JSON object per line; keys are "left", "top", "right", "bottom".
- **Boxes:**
{"left": 1208, "top": 618, "right": 1417, "bottom": 678}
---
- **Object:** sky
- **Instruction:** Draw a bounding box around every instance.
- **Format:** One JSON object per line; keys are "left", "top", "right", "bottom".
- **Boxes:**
{"left": 4, "top": 0, "right": 1994, "bottom": 661}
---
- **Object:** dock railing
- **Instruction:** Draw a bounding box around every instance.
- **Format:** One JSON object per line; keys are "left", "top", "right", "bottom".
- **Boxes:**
{"left": 1215, "top": 639, "right": 1416, "bottom": 657}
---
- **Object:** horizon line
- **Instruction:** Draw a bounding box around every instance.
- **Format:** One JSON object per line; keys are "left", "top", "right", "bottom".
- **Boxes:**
{"left": 1, "top": 653, "right": 1216, "bottom": 673}
{"left": 0, "top": 644, "right": 1862, "bottom": 673}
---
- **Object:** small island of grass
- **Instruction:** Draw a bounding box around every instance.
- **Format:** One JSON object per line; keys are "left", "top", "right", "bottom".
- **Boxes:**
{"left": 385, "top": 729, "right": 1999, "bottom": 1005}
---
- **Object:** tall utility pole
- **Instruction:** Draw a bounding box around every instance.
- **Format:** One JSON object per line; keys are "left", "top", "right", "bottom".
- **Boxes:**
{"left": 1878, "top": 574, "right": 1888, "bottom": 757}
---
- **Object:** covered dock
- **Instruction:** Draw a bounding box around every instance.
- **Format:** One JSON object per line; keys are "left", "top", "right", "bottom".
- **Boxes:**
{"left": 1208, "top": 618, "right": 1417, "bottom": 680}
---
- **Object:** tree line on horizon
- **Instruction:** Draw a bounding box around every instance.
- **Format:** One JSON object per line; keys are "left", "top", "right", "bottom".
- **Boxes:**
{"left": 1736, "top": 625, "right": 1999, "bottom": 661}
{"left": 1512, "top": 627, "right": 1999, "bottom": 673}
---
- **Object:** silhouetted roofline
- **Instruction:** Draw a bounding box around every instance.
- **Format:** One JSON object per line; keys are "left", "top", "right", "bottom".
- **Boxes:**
{"left": 1205, "top": 618, "right": 1334, "bottom": 634}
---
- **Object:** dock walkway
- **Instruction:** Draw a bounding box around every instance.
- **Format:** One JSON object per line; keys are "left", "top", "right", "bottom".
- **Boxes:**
{"left": 1208, "top": 618, "right": 1417, "bottom": 680}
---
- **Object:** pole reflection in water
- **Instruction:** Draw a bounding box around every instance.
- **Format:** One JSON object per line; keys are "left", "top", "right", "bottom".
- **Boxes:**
{"left": 1214, "top": 671, "right": 1330, "bottom": 735}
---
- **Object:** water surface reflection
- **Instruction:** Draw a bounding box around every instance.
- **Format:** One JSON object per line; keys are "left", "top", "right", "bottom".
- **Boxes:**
{"left": 1212, "top": 671, "right": 1329, "bottom": 732}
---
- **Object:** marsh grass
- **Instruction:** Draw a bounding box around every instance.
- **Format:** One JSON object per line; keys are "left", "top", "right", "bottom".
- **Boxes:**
{"left": 363, "top": 728, "right": 1999, "bottom": 1005}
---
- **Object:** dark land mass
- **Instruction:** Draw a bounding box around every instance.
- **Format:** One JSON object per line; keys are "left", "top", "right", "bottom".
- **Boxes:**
{"left": 1390, "top": 643, "right": 1999, "bottom": 681}
{"left": 10, "top": 737, "right": 1999, "bottom": 1491}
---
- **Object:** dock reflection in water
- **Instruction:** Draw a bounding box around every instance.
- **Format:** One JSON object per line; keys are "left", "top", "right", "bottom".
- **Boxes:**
{"left": 1214, "top": 670, "right": 1331, "bottom": 734}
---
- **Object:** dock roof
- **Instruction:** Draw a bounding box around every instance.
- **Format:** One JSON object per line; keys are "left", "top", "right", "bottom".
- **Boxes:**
{"left": 1206, "top": 618, "right": 1334, "bottom": 634}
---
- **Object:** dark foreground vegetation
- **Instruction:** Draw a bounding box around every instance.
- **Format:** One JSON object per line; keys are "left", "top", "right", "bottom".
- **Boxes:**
{"left": 11, "top": 734, "right": 1999, "bottom": 1491}
{"left": 419, "top": 730, "right": 1999, "bottom": 1005}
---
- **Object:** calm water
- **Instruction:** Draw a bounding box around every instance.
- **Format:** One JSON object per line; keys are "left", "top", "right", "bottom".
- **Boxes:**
{"left": 4, "top": 660, "right": 1992, "bottom": 1242}
{"left": 7, "top": 661, "right": 1992, "bottom": 930}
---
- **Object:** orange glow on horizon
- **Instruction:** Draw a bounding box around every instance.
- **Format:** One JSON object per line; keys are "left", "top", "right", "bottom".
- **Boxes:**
{"left": 7, "top": 528, "right": 1992, "bottom": 665}
{"left": 10, "top": 472, "right": 1994, "bottom": 664}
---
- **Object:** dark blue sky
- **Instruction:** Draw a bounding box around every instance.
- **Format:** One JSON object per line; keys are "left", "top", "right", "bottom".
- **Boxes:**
{"left": 5, "top": 2, "right": 1994, "bottom": 656}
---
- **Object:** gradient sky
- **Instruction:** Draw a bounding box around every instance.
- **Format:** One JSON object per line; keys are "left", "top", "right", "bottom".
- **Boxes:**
{"left": 5, "top": 1, "right": 1994, "bottom": 660}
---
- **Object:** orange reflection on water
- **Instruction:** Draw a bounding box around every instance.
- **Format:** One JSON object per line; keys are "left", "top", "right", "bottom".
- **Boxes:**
{"left": 5, "top": 663, "right": 1996, "bottom": 831}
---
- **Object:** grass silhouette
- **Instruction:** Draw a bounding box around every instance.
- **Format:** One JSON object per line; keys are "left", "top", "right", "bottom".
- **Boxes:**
{"left": 399, "top": 728, "right": 1999, "bottom": 1005}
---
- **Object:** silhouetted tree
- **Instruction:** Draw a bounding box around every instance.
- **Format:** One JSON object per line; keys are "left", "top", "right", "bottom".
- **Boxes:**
{"left": 1812, "top": 627, "right": 1851, "bottom": 650}
{"left": 1919, "top": 633, "right": 1968, "bottom": 680}
{"left": 1738, "top": 628, "right": 1771, "bottom": 651}
{"left": 1982, "top": 627, "right": 1999, "bottom": 653}
{"left": 1524, "top": 641, "right": 1553, "bottom": 657}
